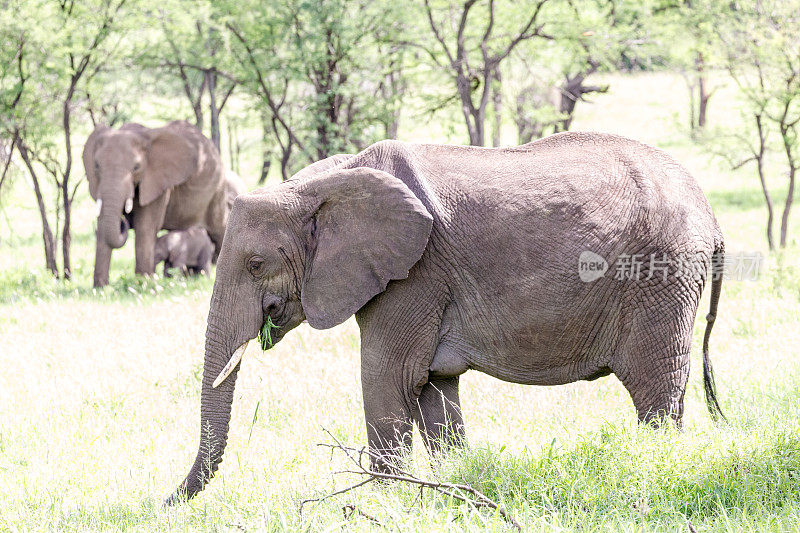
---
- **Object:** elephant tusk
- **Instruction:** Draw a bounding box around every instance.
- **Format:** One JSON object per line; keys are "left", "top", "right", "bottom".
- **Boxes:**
{"left": 95, "top": 199, "right": 103, "bottom": 217}
{"left": 125, "top": 197, "right": 133, "bottom": 214}
{"left": 213, "top": 341, "right": 249, "bottom": 388}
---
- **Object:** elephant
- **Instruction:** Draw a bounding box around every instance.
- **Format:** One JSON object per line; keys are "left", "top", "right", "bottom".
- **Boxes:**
{"left": 166, "top": 132, "right": 725, "bottom": 504}
{"left": 82, "top": 121, "right": 246, "bottom": 287}
{"left": 154, "top": 226, "right": 215, "bottom": 278}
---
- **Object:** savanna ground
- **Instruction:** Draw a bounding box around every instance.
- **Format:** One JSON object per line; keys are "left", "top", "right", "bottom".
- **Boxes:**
{"left": 3, "top": 72, "right": 800, "bottom": 531}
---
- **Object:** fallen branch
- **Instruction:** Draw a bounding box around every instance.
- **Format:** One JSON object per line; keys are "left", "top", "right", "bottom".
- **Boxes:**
{"left": 342, "top": 503, "right": 382, "bottom": 526}
{"left": 300, "top": 428, "right": 522, "bottom": 531}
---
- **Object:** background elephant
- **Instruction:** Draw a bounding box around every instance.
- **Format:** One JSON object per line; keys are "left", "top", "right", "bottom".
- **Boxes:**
{"left": 154, "top": 226, "right": 214, "bottom": 277}
{"left": 167, "top": 133, "right": 725, "bottom": 504}
{"left": 82, "top": 121, "right": 245, "bottom": 287}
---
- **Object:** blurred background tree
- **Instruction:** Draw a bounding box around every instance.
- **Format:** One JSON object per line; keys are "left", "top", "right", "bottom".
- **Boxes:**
{"left": 2, "top": 0, "right": 800, "bottom": 276}
{"left": 1, "top": 0, "right": 136, "bottom": 277}
{"left": 704, "top": 0, "right": 800, "bottom": 249}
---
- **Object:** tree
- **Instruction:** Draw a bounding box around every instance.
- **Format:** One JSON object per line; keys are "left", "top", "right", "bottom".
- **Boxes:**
{"left": 0, "top": 12, "right": 58, "bottom": 274}
{"left": 225, "top": 8, "right": 311, "bottom": 180}
{"left": 418, "top": 0, "right": 553, "bottom": 146}
{"left": 712, "top": 0, "right": 800, "bottom": 249}
{"left": 511, "top": 0, "right": 639, "bottom": 142}
{"left": 148, "top": 1, "right": 237, "bottom": 152}
{"left": 225, "top": 0, "right": 407, "bottom": 179}
{"left": 651, "top": 0, "right": 724, "bottom": 132}
{"left": 0, "top": 0, "right": 134, "bottom": 277}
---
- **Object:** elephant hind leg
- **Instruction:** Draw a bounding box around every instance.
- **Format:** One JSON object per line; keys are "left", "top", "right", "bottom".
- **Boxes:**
{"left": 613, "top": 285, "right": 698, "bottom": 428}
{"left": 618, "top": 352, "right": 690, "bottom": 427}
{"left": 412, "top": 376, "right": 466, "bottom": 454}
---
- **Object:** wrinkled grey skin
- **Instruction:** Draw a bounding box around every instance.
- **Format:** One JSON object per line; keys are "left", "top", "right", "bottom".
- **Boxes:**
{"left": 167, "top": 132, "right": 725, "bottom": 504}
{"left": 154, "top": 227, "right": 215, "bottom": 277}
{"left": 83, "top": 121, "right": 246, "bottom": 287}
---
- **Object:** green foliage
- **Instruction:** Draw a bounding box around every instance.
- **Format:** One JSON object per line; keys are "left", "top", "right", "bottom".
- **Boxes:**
{"left": 699, "top": 0, "right": 800, "bottom": 248}
{"left": 2, "top": 68, "right": 800, "bottom": 532}
{"left": 440, "top": 424, "right": 800, "bottom": 527}
{"left": 222, "top": 0, "right": 406, "bottom": 175}
{"left": 258, "top": 315, "right": 277, "bottom": 350}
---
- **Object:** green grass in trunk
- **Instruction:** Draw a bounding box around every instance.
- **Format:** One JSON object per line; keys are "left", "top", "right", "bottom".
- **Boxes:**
{"left": 259, "top": 315, "right": 277, "bottom": 350}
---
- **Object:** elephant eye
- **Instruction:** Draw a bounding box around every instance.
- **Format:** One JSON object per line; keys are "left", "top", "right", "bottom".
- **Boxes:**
{"left": 247, "top": 257, "right": 266, "bottom": 277}
{"left": 132, "top": 162, "right": 141, "bottom": 172}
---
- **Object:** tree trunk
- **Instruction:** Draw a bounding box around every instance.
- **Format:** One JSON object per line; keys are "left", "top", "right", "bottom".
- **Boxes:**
{"left": 60, "top": 79, "right": 80, "bottom": 280}
{"left": 193, "top": 101, "right": 204, "bottom": 132}
{"left": 17, "top": 142, "right": 58, "bottom": 275}
{"left": 386, "top": 116, "right": 400, "bottom": 140}
{"left": 207, "top": 69, "right": 221, "bottom": 153}
{"left": 557, "top": 75, "right": 583, "bottom": 132}
{"left": 258, "top": 115, "right": 272, "bottom": 185}
{"left": 0, "top": 132, "right": 18, "bottom": 194}
{"left": 259, "top": 154, "right": 271, "bottom": 185}
{"left": 780, "top": 126, "right": 797, "bottom": 248}
{"left": 780, "top": 167, "right": 795, "bottom": 248}
{"left": 696, "top": 52, "right": 709, "bottom": 129}
{"left": 280, "top": 140, "right": 293, "bottom": 181}
{"left": 271, "top": 114, "right": 294, "bottom": 181}
{"left": 456, "top": 73, "right": 483, "bottom": 146}
{"left": 315, "top": 76, "right": 337, "bottom": 159}
{"left": 61, "top": 193, "right": 72, "bottom": 279}
{"left": 491, "top": 66, "right": 502, "bottom": 147}
{"left": 753, "top": 115, "right": 774, "bottom": 250}
{"left": 757, "top": 156, "right": 775, "bottom": 251}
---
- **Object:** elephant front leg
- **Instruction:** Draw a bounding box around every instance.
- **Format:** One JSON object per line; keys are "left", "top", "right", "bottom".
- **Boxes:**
{"left": 361, "top": 330, "right": 433, "bottom": 472}
{"left": 356, "top": 276, "right": 448, "bottom": 473}
{"left": 361, "top": 374, "right": 415, "bottom": 473}
{"left": 133, "top": 193, "right": 168, "bottom": 276}
{"left": 93, "top": 238, "right": 113, "bottom": 287}
{"left": 412, "top": 376, "right": 466, "bottom": 454}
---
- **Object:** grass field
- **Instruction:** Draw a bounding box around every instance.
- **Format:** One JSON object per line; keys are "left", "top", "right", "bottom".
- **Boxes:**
{"left": 3, "top": 71, "right": 800, "bottom": 531}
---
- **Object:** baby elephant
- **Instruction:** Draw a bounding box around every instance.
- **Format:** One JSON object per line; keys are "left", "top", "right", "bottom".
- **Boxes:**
{"left": 154, "top": 227, "right": 214, "bottom": 278}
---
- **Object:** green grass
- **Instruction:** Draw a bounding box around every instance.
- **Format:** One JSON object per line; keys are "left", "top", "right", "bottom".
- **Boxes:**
{"left": 3, "top": 70, "right": 800, "bottom": 531}
{"left": 259, "top": 316, "right": 278, "bottom": 351}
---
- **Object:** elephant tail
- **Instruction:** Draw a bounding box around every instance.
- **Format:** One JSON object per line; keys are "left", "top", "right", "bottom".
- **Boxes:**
{"left": 702, "top": 241, "right": 726, "bottom": 423}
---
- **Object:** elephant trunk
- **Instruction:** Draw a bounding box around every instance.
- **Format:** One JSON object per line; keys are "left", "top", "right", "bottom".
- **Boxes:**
{"left": 99, "top": 202, "right": 130, "bottom": 250}
{"left": 93, "top": 198, "right": 130, "bottom": 287}
{"left": 165, "top": 302, "right": 241, "bottom": 505}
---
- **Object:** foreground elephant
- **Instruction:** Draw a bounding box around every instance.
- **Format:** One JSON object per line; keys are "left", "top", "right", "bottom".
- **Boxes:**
{"left": 167, "top": 133, "right": 725, "bottom": 504}
{"left": 83, "top": 121, "right": 245, "bottom": 287}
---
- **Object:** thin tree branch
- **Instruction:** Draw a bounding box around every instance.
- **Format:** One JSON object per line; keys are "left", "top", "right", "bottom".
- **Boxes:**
{"left": 226, "top": 22, "right": 312, "bottom": 159}
{"left": 494, "top": 0, "right": 552, "bottom": 63}
{"left": 217, "top": 81, "right": 236, "bottom": 114}
{"left": 423, "top": 0, "right": 456, "bottom": 66}
{"left": 0, "top": 131, "right": 19, "bottom": 195}
{"left": 300, "top": 428, "right": 522, "bottom": 531}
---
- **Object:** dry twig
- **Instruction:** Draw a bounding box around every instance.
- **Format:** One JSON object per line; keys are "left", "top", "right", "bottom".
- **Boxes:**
{"left": 342, "top": 503, "right": 382, "bottom": 525}
{"left": 300, "top": 428, "right": 522, "bottom": 531}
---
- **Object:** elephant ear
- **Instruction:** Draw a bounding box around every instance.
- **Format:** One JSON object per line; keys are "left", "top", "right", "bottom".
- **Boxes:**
{"left": 83, "top": 125, "right": 109, "bottom": 200}
{"left": 300, "top": 167, "right": 433, "bottom": 329}
{"left": 140, "top": 128, "right": 198, "bottom": 206}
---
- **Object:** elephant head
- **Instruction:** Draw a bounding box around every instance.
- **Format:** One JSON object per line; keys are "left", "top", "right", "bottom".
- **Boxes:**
{"left": 166, "top": 166, "right": 432, "bottom": 504}
{"left": 83, "top": 123, "right": 199, "bottom": 287}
